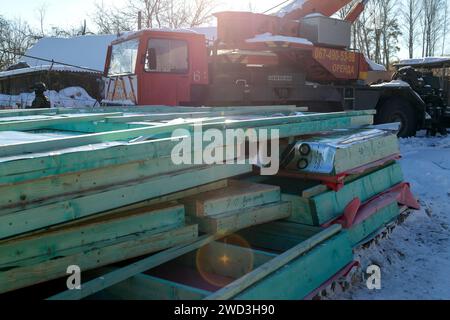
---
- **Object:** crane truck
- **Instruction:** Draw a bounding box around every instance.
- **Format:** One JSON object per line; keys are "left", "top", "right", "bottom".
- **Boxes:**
{"left": 102, "top": 0, "right": 450, "bottom": 137}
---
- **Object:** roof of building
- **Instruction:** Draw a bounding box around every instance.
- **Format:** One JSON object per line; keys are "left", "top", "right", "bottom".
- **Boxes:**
{"left": 0, "top": 34, "right": 118, "bottom": 79}
{"left": 396, "top": 57, "right": 450, "bottom": 68}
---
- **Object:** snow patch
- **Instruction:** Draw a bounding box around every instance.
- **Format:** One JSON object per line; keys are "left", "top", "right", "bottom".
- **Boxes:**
{"left": 0, "top": 65, "right": 99, "bottom": 78}
{"left": 277, "top": 0, "right": 306, "bottom": 17}
{"left": 335, "top": 134, "right": 450, "bottom": 299}
{"left": 397, "top": 57, "right": 450, "bottom": 67}
{"left": 246, "top": 32, "right": 313, "bottom": 46}
{"left": 365, "top": 57, "right": 387, "bottom": 71}
{"left": 371, "top": 80, "right": 411, "bottom": 88}
{"left": 22, "top": 35, "right": 117, "bottom": 72}
{"left": 304, "top": 13, "right": 325, "bottom": 18}
{"left": 0, "top": 87, "right": 98, "bottom": 109}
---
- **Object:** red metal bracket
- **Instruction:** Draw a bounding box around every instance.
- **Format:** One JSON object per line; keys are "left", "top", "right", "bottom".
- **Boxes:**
{"left": 322, "top": 182, "right": 420, "bottom": 229}
{"left": 276, "top": 154, "right": 402, "bottom": 192}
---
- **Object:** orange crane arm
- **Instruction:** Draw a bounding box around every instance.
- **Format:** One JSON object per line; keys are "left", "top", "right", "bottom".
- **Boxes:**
{"left": 282, "top": 0, "right": 354, "bottom": 20}
{"left": 344, "top": 0, "right": 369, "bottom": 23}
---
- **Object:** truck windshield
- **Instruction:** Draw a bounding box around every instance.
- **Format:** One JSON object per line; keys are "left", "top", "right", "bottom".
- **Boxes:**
{"left": 108, "top": 39, "right": 139, "bottom": 76}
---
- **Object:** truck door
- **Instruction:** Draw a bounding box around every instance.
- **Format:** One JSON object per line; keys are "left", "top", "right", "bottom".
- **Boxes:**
{"left": 140, "top": 37, "right": 190, "bottom": 106}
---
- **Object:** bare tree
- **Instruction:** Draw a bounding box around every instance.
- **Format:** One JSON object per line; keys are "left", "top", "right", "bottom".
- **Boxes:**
{"left": 421, "top": 0, "right": 447, "bottom": 56}
{"left": 91, "top": 1, "right": 135, "bottom": 34}
{"left": 36, "top": 3, "right": 48, "bottom": 37}
{"left": 442, "top": 0, "right": 448, "bottom": 55}
{"left": 402, "top": 0, "right": 423, "bottom": 58}
{"left": 0, "top": 16, "right": 37, "bottom": 70}
{"left": 91, "top": 0, "right": 218, "bottom": 34}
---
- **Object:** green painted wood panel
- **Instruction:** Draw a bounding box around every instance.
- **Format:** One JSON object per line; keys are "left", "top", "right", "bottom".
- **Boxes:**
{"left": 193, "top": 202, "right": 291, "bottom": 235}
{"left": 0, "top": 224, "right": 198, "bottom": 294}
{"left": 0, "top": 112, "right": 373, "bottom": 158}
{"left": 0, "top": 203, "right": 185, "bottom": 268}
{"left": 286, "top": 163, "right": 404, "bottom": 225}
{"left": 0, "top": 157, "right": 196, "bottom": 212}
{"left": 180, "top": 180, "right": 280, "bottom": 217}
{"left": 95, "top": 273, "right": 211, "bottom": 300}
{"left": 348, "top": 202, "right": 400, "bottom": 247}
{"left": 0, "top": 164, "right": 252, "bottom": 239}
{"left": 0, "top": 113, "right": 123, "bottom": 131}
{"left": 234, "top": 231, "right": 353, "bottom": 300}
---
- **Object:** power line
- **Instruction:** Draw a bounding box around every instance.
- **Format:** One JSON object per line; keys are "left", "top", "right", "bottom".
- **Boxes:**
{"left": 0, "top": 49, "right": 103, "bottom": 73}
{"left": 262, "top": 0, "right": 293, "bottom": 14}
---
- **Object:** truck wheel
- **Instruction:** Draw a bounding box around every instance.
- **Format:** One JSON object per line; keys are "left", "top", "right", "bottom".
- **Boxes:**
{"left": 376, "top": 99, "right": 418, "bottom": 137}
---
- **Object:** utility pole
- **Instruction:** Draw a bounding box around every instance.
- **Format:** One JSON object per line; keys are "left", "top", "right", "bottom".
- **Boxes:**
{"left": 138, "top": 11, "right": 142, "bottom": 30}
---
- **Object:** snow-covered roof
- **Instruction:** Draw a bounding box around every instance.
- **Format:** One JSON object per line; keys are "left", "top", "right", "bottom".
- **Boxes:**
{"left": 246, "top": 33, "right": 313, "bottom": 46}
{"left": 371, "top": 80, "right": 411, "bottom": 88}
{"left": 365, "top": 57, "right": 387, "bottom": 71}
{"left": 114, "top": 27, "right": 217, "bottom": 44}
{"left": 22, "top": 35, "right": 118, "bottom": 72}
{"left": 0, "top": 65, "right": 100, "bottom": 78}
{"left": 190, "top": 27, "right": 218, "bottom": 42}
{"left": 396, "top": 57, "right": 450, "bottom": 67}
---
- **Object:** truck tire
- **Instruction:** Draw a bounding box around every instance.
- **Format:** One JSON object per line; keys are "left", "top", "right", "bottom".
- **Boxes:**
{"left": 376, "top": 99, "right": 418, "bottom": 137}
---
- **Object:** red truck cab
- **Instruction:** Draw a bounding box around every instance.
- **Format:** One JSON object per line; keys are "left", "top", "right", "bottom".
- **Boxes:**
{"left": 104, "top": 30, "right": 209, "bottom": 106}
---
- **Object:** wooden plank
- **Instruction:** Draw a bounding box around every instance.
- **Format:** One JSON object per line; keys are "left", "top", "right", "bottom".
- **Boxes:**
{"left": 0, "top": 113, "right": 123, "bottom": 132}
{"left": 192, "top": 202, "right": 291, "bottom": 235}
{"left": 0, "top": 138, "right": 187, "bottom": 184}
{"left": 204, "top": 224, "right": 342, "bottom": 300}
{"left": 283, "top": 129, "right": 399, "bottom": 175}
{"left": 286, "top": 163, "right": 404, "bottom": 225}
{"left": 234, "top": 231, "right": 353, "bottom": 300}
{"left": 0, "top": 113, "right": 373, "bottom": 183}
{"left": 0, "top": 224, "right": 198, "bottom": 294}
{"left": 101, "top": 180, "right": 229, "bottom": 215}
{"left": 0, "top": 203, "right": 185, "bottom": 268}
{"left": 0, "top": 111, "right": 373, "bottom": 158}
{"left": 180, "top": 180, "right": 280, "bottom": 217}
{"left": 300, "top": 161, "right": 396, "bottom": 198}
{"left": 0, "top": 164, "right": 252, "bottom": 239}
{"left": 0, "top": 157, "right": 196, "bottom": 211}
{"left": 95, "top": 273, "right": 211, "bottom": 300}
{"left": 48, "top": 234, "right": 218, "bottom": 300}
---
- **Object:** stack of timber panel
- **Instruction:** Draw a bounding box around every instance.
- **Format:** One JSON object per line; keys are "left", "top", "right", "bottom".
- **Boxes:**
{"left": 180, "top": 180, "right": 291, "bottom": 235}
{"left": 265, "top": 128, "right": 420, "bottom": 248}
{"left": 0, "top": 107, "right": 376, "bottom": 296}
{"left": 91, "top": 223, "right": 354, "bottom": 300}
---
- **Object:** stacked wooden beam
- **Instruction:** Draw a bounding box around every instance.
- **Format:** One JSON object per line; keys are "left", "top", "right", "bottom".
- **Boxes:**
{"left": 0, "top": 106, "right": 418, "bottom": 299}
{"left": 264, "top": 128, "right": 420, "bottom": 247}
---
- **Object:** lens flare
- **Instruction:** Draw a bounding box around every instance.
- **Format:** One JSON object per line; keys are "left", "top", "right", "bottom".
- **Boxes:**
{"left": 196, "top": 234, "right": 254, "bottom": 288}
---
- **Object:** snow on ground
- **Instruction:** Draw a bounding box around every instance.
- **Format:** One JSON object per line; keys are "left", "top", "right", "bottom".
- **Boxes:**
{"left": 0, "top": 87, "right": 98, "bottom": 109}
{"left": 335, "top": 132, "right": 450, "bottom": 300}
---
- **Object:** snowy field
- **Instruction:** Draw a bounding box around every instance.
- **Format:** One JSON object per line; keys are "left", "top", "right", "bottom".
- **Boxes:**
{"left": 336, "top": 132, "right": 450, "bottom": 300}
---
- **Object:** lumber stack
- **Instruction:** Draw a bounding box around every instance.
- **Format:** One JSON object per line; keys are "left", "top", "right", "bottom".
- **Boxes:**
{"left": 0, "top": 106, "right": 418, "bottom": 299}
{"left": 264, "top": 128, "right": 420, "bottom": 247}
{"left": 181, "top": 180, "right": 291, "bottom": 234}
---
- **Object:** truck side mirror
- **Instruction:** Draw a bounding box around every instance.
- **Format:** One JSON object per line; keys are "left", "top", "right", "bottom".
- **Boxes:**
{"left": 147, "top": 48, "right": 157, "bottom": 71}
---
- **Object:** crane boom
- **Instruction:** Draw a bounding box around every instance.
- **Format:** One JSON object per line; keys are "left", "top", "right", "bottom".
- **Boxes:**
{"left": 281, "top": 0, "right": 354, "bottom": 20}
{"left": 344, "top": 0, "right": 369, "bottom": 23}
